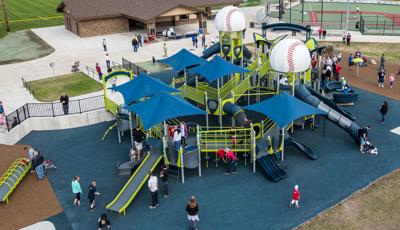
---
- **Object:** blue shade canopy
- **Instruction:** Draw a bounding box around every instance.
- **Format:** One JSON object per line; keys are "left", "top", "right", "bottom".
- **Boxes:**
{"left": 189, "top": 55, "right": 250, "bottom": 82}
{"left": 127, "top": 92, "right": 205, "bottom": 130}
{"left": 158, "top": 48, "right": 206, "bottom": 71}
{"left": 244, "top": 93, "right": 327, "bottom": 128}
{"left": 111, "top": 73, "right": 178, "bottom": 105}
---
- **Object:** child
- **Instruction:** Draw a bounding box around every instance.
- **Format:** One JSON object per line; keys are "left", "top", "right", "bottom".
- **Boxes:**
{"left": 88, "top": 181, "right": 100, "bottom": 212}
{"left": 71, "top": 176, "right": 83, "bottom": 207}
{"left": 289, "top": 185, "right": 301, "bottom": 208}
{"left": 129, "top": 146, "right": 137, "bottom": 163}
{"left": 186, "top": 196, "right": 199, "bottom": 230}
{"left": 389, "top": 73, "right": 395, "bottom": 89}
{"left": 98, "top": 213, "right": 111, "bottom": 230}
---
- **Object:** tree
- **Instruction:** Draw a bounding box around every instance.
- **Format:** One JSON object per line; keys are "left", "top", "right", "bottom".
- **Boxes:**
{"left": 1, "top": 0, "right": 10, "bottom": 32}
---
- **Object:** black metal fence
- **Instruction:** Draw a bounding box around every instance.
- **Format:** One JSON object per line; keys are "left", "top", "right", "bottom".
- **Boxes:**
{"left": 122, "top": 58, "right": 147, "bottom": 75}
{"left": 359, "top": 14, "right": 400, "bottom": 35}
{"left": 5, "top": 95, "right": 105, "bottom": 132}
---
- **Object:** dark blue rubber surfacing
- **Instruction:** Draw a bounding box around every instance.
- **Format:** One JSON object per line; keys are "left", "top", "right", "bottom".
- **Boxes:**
{"left": 18, "top": 87, "right": 400, "bottom": 230}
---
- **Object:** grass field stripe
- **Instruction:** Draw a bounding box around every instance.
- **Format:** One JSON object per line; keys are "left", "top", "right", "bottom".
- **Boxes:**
{"left": 0, "top": 15, "right": 63, "bottom": 24}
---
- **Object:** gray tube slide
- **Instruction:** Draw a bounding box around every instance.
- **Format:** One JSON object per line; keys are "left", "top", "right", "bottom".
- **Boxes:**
{"left": 295, "top": 84, "right": 361, "bottom": 144}
{"left": 223, "top": 102, "right": 247, "bottom": 126}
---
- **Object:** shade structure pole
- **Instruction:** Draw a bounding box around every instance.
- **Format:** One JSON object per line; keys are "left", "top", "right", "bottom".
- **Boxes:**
{"left": 197, "top": 125, "right": 201, "bottom": 177}
{"left": 346, "top": 0, "right": 350, "bottom": 33}
{"left": 205, "top": 91, "right": 209, "bottom": 130}
{"left": 276, "top": 71, "right": 280, "bottom": 94}
{"left": 180, "top": 146, "right": 185, "bottom": 183}
{"left": 184, "top": 67, "right": 187, "bottom": 85}
{"left": 281, "top": 127, "right": 285, "bottom": 161}
{"left": 129, "top": 112, "right": 134, "bottom": 146}
{"left": 218, "top": 80, "right": 222, "bottom": 129}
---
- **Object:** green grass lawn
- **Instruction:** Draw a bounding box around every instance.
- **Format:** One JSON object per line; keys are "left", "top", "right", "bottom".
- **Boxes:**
{"left": 0, "top": 0, "right": 63, "bottom": 37}
{"left": 26, "top": 72, "right": 103, "bottom": 102}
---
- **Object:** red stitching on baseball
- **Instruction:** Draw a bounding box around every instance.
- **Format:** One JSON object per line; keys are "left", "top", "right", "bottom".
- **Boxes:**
{"left": 226, "top": 8, "right": 240, "bottom": 31}
{"left": 287, "top": 42, "right": 303, "bottom": 72}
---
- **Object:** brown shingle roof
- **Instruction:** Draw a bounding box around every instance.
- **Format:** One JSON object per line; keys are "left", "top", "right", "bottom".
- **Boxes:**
{"left": 62, "top": 0, "right": 243, "bottom": 22}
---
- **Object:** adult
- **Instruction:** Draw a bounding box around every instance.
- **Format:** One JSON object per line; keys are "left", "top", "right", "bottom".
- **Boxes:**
{"left": 342, "top": 32, "right": 346, "bottom": 44}
{"left": 138, "top": 34, "right": 142, "bottom": 47}
{"left": 359, "top": 125, "right": 371, "bottom": 152}
{"left": 380, "top": 54, "right": 385, "bottom": 70}
{"left": 0, "top": 101, "right": 4, "bottom": 114}
{"left": 33, "top": 151, "right": 45, "bottom": 179}
{"left": 95, "top": 63, "right": 103, "bottom": 80}
{"left": 186, "top": 196, "right": 200, "bottom": 230}
{"left": 346, "top": 33, "right": 351, "bottom": 46}
{"left": 225, "top": 148, "right": 237, "bottom": 175}
{"left": 71, "top": 176, "right": 83, "bottom": 207}
{"left": 192, "top": 34, "right": 196, "bottom": 47}
{"left": 337, "top": 52, "right": 342, "bottom": 63}
{"left": 98, "top": 213, "right": 111, "bottom": 230}
{"left": 168, "top": 124, "right": 175, "bottom": 141}
{"left": 173, "top": 125, "right": 182, "bottom": 151}
{"left": 180, "top": 122, "right": 188, "bottom": 147}
{"left": 322, "top": 29, "right": 327, "bottom": 39}
{"left": 132, "top": 36, "right": 138, "bottom": 52}
{"left": 60, "top": 93, "right": 69, "bottom": 115}
{"left": 148, "top": 171, "right": 159, "bottom": 209}
{"left": 160, "top": 164, "right": 169, "bottom": 198}
{"left": 289, "top": 185, "right": 301, "bottom": 208}
{"left": 88, "top": 181, "right": 100, "bottom": 212}
{"left": 377, "top": 69, "right": 385, "bottom": 88}
{"left": 201, "top": 33, "right": 206, "bottom": 47}
{"left": 194, "top": 34, "right": 198, "bottom": 48}
{"left": 105, "top": 53, "right": 111, "bottom": 69}
{"left": 132, "top": 127, "right": 146, "bottom": 160}
{"left": 335, "top": 62, "right": 342, "bottom": 80}
{"left": 163, "top": 43, "right": 168, "bottom": 58}
{"left": 318, "top": 28, "right": 322, "bottom": 39}
{"left": 380, "top": 101, "right": 389, "bottom": 124}
{"left": 102, "top": 38, "right": 107, "bottom": 52}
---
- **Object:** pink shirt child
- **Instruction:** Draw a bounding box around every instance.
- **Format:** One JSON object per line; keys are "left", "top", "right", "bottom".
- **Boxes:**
{"left": 226, "top": 149, "right": 236, "bottom": 161}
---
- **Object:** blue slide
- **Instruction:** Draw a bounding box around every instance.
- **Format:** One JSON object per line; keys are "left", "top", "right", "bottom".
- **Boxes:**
{"left": 257, "top": 155, "right": 287, "bottom": 182}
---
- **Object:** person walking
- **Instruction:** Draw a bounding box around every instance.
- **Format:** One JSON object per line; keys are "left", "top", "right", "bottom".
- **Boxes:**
{"left": 160, "top": 164, "right": 169, "bottom": 198}
{"left": 98, "top": 213, "right": 111, "bottom": 230}
{"left": 95, "top": 63, "right": 103, "bottom": 80}
{"left": 289, "top": 185, "right": 301, "bottom": 208}
{"left": 380, "top": 101, "right": 389, "bottom": 124}
{"left": 138, "top": 34, "right": 142, "bottom": 47}
{"left": 71, "top": 176, "right": 83, "bottom": 207}
{"left": 194, "top": 34, "right": 198, "bottom": 48}
{"left": 186, "top": 196, "right": 199, "bottom": 230}
{"left": 389, "top": 73, "right": 395, "bottom": 89}
{"left": 102, "top": 38, "right": 107, "bottom": 52}
{"left": 163, "top": 43, "right": 168, "bottom": 57}
{"left": 105, "top": 53, "right": 111, "bottom": 69}
{"left": 377, "top": 69, "right": 385, "bottom": 88}
{"left": 201, "top": 33, "right": 206, "bottom": 47}
{"left": 322, "top": 29, "right": 327, "bottom": 39}
{"left": 380, "top": 54, "right": 385, "bottom": 70}
{"left": 148, "top": 171, "right": 159, "bottom": 209}
{"left": 132, "top": 36, "right": 138, "bottom": 52}
{"left": 60, "top": 93, "right": 69, "bottom": 115}
{"left": 88, "top": 181, "right": 100, "bottom": 212}
{"left": 318, "top": 28, "right": 322, "bottom": 39}
{"left": 192, "top": 34, "right": 196, "bottom": 47}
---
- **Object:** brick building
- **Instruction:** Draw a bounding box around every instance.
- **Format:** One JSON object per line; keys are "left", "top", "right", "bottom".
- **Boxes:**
{"left": 58, "top": 0, "right": 242, "bottom": 37}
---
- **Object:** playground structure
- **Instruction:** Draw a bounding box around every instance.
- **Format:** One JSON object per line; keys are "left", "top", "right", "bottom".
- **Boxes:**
{"left": 99, "top": 6, "right": 367, "bottom": 215}
{"left": 0, "top": 158, "right": 31, "bottom": 203}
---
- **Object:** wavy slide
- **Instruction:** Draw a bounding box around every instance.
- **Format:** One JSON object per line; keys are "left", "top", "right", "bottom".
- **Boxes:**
{"left": 106, "top": 139, "right": 162, "bottom": 214}
{"left": 257, "top": 155, "right": 287, "bottom": 182}
{"left": 286, "top": 136, "right": 318, "bottom": 160}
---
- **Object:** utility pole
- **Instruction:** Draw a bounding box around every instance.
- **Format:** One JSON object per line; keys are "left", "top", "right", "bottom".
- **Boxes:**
{"left": 320, "top": 0, "right": 324, "bottom": 29}
{"left": 1, "top": 0, "right": 10, "bottom": 32}
{"left": 345, "top": 0, "right": 350, "bottom": 33}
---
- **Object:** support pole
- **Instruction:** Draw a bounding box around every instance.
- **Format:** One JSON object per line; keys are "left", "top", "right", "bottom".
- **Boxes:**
{"left": 281, "top": 127, "right": 285, "bottom": 161}
{"left": 346, "top": 0, "right": 350, "bottom": 33}
{"left": 180, "top": 146, "right": 185, "bottom": 183}
{"left": 129, "top": 112, "right": 134, "bottom": 146}
{"left": 217, "top": 80, "right": 222, "bottom": 129}
{"left": 197, "top": 125, "right": 201, "bottom": 176}
{"left": 205, "top": 91, "right": 209, "bottom": 130}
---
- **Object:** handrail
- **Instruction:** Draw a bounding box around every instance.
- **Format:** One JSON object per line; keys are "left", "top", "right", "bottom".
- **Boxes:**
{"left": 5, "top": 95, "right": 105, "bottom": 132}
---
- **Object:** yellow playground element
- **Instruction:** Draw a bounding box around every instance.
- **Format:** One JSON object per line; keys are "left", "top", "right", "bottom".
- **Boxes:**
{"left": 0, "top": 158, "right": 31, "bottom": 204}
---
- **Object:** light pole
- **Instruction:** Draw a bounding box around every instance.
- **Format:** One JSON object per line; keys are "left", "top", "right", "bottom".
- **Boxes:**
{"left": 345, "top": 0, "right": 350, "bottom": 33}
{"left": 321, "top": 0, "right": 324, "bottom": 29}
